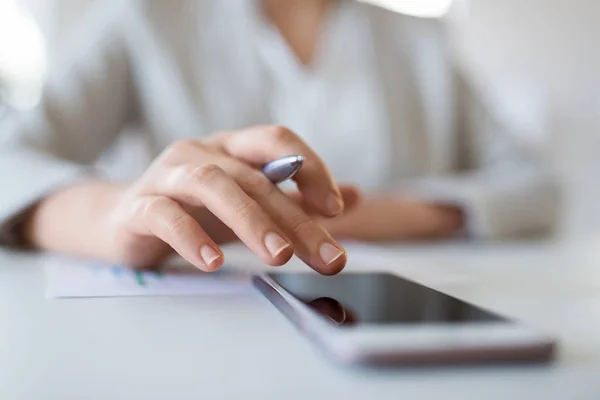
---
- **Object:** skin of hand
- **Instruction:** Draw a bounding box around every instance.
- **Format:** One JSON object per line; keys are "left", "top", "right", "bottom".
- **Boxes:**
{"left": 320, "top": 195, "right": 465, "bottom": 242}
{"left": 21, "top": 126, "right": 358, "bottom": 275}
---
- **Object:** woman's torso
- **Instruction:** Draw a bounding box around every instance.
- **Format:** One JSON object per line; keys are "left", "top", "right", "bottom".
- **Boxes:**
{"left": 111, "top": 0, "right": 459, "bottom": 189}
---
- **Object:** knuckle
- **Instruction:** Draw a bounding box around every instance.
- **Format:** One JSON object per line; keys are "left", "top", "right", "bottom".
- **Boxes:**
{"left": 288, "top": 215, "right": 316, "bottom": 237}
{"left": 166, "top": 212, "right": 191, "bottom": 236}
{"left": 244, "top": 171, "right": 275, "bottom": 196}
{"left": 268, "top": 125, "right": 296, "bottom": 142}
{"left": 175, "top": 164, "right": 223, "bottom": 186}
{"left": 192, "top": 164, "right": 223, "bottom": 182}
{"left": 140, "top": 197, "right": 192, "bottom": 236}
{"left": 163, "top": 139, "right": 198, "bottom": 158}
{"left": 233, "top": 200, "right": 261, "bottom": 221}
{"left": 142, "top": 196, "right": 171, "bottom": 218}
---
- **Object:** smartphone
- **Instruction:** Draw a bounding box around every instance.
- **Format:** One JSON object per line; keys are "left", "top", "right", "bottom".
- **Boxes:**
{"left": 253, "top": 272, "right": 556, "bottom": 366}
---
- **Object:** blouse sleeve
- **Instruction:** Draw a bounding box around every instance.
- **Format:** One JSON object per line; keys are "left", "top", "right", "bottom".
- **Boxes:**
{"left": 0, "top": 2, "right": 137, "bottom": 246}
{"left": 409, "top": 70, "right": 559, "bottom": 239}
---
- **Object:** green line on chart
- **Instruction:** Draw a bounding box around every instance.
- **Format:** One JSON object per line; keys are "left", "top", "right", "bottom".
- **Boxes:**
{"left": 135, "top": 271, "right": 146, "bottom": 287}
{"left": 152, "top": 270, "right": 164, "bottom": 279}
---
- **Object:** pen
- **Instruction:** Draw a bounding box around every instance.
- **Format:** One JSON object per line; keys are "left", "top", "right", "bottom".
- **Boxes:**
{"left": 262, "top": 155, "right": 305, "bottom": 184}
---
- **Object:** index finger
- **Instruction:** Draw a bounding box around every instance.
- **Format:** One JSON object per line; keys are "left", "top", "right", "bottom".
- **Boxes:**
{"left": 215, "top": 125, "right": 344, "bottom": 217}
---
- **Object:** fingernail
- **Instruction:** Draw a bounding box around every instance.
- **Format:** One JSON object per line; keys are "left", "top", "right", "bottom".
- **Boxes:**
{"left": 327, "top": 193, "right": 344, "bottom": 215}
{"left": 265, "top": 232, "right": 291, "bottom": 257}
{"left": 200, "top": 245, "right": 221, "bottom": 267}
{"left": 320, "top": 243, "right": 345, "bottom": 265}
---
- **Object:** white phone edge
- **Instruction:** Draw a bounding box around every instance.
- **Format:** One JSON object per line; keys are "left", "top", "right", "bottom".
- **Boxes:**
{"left": 252, "top": 273, "right": 557, "bottom": 366}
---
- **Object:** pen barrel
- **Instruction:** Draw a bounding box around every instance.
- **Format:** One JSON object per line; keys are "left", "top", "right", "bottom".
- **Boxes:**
{"left": 263, "top": 156, "right": 304, "bottom": 183}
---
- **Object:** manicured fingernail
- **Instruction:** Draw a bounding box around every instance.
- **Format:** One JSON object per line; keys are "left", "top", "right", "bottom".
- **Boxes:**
{"left": 200, "top": 245, "right": 221, "bottom": 267}
{"left": 265, "top": 232, "right": 291, "bottom": 257}
{"left": 320, "top": 243, "right": 344, "bottom": 265}
{"left": 327, "top": 194, "right": 344, "bottom": 215}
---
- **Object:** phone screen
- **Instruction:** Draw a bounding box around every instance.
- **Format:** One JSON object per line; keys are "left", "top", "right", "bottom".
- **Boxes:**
{"left": 265, "top": 272, "right": 508, "bottom": 327}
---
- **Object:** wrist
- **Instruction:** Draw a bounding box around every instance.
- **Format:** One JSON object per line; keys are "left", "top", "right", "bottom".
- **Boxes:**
{"left": 21, "top": 181, "right": 128, "bottom": 252}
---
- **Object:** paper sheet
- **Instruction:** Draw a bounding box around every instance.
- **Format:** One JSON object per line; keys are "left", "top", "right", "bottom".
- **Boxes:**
{"left": 44, "top": 256, "right": 252, "bottom": 298}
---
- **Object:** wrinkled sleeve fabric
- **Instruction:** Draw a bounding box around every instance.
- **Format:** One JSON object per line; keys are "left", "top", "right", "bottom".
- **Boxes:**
{"left": 0, "top": 2, "right": 136, "bottom": 246}
{"left": 409, "top": 71, "right": 559, "bottom": 239}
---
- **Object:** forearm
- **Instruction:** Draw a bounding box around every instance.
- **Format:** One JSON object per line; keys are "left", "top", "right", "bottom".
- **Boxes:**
{"left": 322, "top": 196, "right": 465, "bottom": 242}
{"left": 20, "top": 181, "right": 126, "bottom": 259}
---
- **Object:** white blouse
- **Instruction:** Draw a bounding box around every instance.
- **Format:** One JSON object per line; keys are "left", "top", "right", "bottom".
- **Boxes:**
{"left": 0, "top": 0, "right": 558, "bottom": 243}
{"left": 250, "top": 0, "right": 390, "bottom": 189}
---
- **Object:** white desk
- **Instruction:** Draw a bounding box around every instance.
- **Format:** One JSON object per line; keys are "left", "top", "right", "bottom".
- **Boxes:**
{"left": 2, "top": 240, "right": 600, "bottom": 400}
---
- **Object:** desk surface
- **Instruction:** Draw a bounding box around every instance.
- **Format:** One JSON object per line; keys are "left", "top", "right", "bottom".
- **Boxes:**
{"left": 2, "top": 241, "right": 600, "bottom": 400}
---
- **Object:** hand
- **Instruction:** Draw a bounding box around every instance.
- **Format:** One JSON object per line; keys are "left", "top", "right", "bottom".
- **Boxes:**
{"left": 192, "top": 185, "right": 361, "bottom": 245}
{"left": 320, "top": 195, "right": 464, "bottom": 242}
{"left": 24, "top": 126, "right": 359, "bottom": 275}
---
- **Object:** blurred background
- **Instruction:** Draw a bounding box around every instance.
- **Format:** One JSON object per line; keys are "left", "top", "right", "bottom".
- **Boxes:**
{"left": 1, "top": 0, "right": 599, "bottom": 238}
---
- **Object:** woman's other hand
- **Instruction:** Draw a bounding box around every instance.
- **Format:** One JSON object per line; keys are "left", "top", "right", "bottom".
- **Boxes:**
{"left": 320, "top": 196, "right": 464, "bottom": 242}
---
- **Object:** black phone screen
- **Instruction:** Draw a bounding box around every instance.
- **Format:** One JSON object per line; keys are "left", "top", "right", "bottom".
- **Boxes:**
{"left": 262, "top": 272, "right": 508, "bottom": 327}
